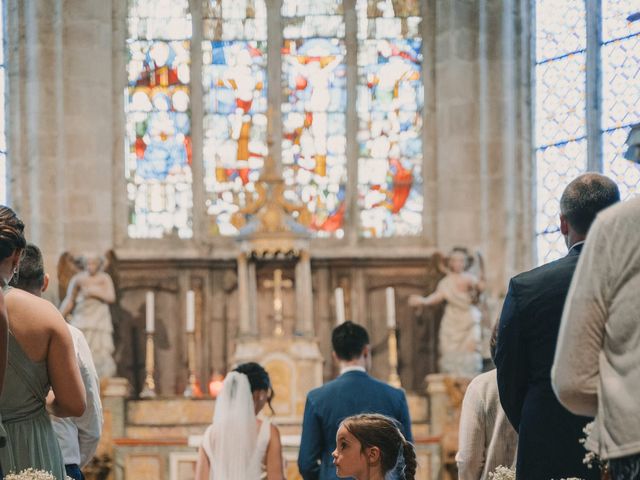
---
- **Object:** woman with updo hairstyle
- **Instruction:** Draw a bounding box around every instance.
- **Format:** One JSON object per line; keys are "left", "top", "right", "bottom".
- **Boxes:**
{"left": 0, "top": 206, "right": 85, "bottom": 479}
{"left": 333, "top": 413, "right": 417, "bottom": 480}
{"left": 195, "top": 362, "right": 284, "bottom": 480}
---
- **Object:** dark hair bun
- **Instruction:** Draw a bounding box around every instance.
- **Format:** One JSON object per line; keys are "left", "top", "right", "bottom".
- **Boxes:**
{"left": 0, "top": 206, "right": 26, "bottom": 262}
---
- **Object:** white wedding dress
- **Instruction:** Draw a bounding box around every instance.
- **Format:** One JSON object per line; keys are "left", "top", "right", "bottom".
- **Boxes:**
{"left": 201, "top": 372, "right": 272, "bottom": 479}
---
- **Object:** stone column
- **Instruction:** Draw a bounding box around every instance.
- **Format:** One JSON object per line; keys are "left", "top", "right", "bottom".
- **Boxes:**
{"left": 433, "top": 0, "right": 534, "bottom": 292}
{"left": 295, "top": 249, "right": 314, "bottom": 337}
{"left": 6, "top": 0, "right": 115, "bottom": 302}
{"left": 237, "top": 253, "right": 252, "bottom": 337}
{"left": 248, "top": 260, "right": 259, "bottom": 335}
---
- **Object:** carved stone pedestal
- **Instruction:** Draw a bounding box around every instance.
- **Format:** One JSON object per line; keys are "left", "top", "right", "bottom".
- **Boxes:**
{"left": 426, "top": 373, "right": 471, "bottom": 480}
{"left": 233, "top": 336, "right": 323, "bottom": 422}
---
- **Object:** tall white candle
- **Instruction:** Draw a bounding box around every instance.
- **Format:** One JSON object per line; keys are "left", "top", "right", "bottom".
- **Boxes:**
{"left": 186, "top": 290, "right": 195, "bottom": 333}
{"left": 335, "top": 288, "right": 346, "bottom": 325}
{"left": 145, "top": 291, "right": 155, "bottom": 333}
{"left": 385, "top": 287, "right": 396, "bottom": 329}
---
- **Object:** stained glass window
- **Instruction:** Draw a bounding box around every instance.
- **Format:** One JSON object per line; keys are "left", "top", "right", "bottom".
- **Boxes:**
{"left": 535, "top": 0, "right": 587, "bottom": 264}
{"left": 601, "top": 0, "right": 640, "bottom": 200}
{"left": 535, "top": 0, "right": 640, "bottom": 264}
{"left": 202, "top": 0, "right": 268, "bottom": 236}
{"left": 281, "top": 0, "right": 347, "bottom": 238}
{"left": 0, "top": 0, "right": 6, "bottom": 205}
{"left": 356, "top": 0, "right": 424, "bottom": 238}
{"left": 125, "top": 0, "right": 193, "bottom": 239}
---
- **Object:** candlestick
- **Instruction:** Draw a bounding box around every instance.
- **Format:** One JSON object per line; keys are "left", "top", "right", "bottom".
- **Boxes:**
{"left": 183, "top": 330, "right": 202, "bottom": 398}
{"left": 385, "top": 287, "right": 396, "bottom": 329}
{"left": 186, "top": 290, "right": 195, "bottom": 333}
{"left": 140, "top": 332, "right": 157, "bottom": 398}
{"left": 335, "top": 288, "right": 346, "bottom": 325}
{"left": 145, "top": 291, "right": 155, "bottom": 333}
{"left": 387, "top": 327, "right": 401, "bottom": 388}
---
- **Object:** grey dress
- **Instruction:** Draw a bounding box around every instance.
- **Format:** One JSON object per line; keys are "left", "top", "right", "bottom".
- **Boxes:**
{"left": 0, "top": 331, "right": 66, "bottom": 478}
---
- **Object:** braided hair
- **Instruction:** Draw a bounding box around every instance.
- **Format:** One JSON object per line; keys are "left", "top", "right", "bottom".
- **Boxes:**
{"left": 341, "top": 413, "right": 417, "bottom": 480}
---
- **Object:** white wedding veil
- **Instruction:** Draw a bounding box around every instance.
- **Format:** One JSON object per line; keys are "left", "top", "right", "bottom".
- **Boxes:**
{"left": 206, "top": 371, "right": 260, "bottom": 480}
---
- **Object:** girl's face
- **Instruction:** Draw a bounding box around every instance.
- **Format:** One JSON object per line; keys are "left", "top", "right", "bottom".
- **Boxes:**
{"left": 332, "top": 425, "right": 369, "bottom": 479}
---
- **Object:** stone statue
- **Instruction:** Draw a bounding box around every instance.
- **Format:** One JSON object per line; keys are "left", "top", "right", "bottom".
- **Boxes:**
{"left": 409, "top": 247, "right": 484, "bottom": 377}
{"left": 60, "top": 254, "right": 117, "bottom": 378}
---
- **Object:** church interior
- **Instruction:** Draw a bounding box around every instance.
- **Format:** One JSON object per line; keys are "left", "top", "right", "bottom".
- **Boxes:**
{"left": 1, "top": 0, "right": 639, "bottom": 479}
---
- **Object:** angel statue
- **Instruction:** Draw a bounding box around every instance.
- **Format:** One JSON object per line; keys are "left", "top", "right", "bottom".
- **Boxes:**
{"left": 59, "top": 253, "right": 117, "bottom": 378}
{"left": 409, "top": 247, "right": 485, "bottom": 377}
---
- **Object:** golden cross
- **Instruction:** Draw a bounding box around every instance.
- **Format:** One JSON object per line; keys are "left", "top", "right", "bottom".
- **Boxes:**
{"left": 263, "top": 269, "right": 293, "bottom": 336}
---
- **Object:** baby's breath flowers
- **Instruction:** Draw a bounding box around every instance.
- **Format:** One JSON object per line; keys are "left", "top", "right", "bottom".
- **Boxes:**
{"left": 488, "top": 465, "right": 516, "bottom": 480}
{"left": 4, "top": 468, "right": 72, "bottom": 480}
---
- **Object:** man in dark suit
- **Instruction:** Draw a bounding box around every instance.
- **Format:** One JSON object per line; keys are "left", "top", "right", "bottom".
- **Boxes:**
{"left": 298, "top": 321, "right": 412, "bottom": 480}
{"left": 495, "top": 173, "right": 620, "bottom": 480}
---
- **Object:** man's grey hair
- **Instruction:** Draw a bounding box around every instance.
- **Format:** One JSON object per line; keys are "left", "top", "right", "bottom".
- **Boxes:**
{"left": 560, "top": 173, "right": 620, "bottom": 235}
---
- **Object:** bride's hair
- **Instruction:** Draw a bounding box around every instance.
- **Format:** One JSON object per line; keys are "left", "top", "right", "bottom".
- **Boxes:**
{"left": 340, "top": 414, "right": 417, "bottom": 480}
{"left": 233, "top": 362, "right": 275, "bottom": 413}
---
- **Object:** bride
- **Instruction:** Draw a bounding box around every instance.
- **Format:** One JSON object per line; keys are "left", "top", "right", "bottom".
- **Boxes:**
{"left": 195, "top": 362, "right": 285, "bottom": 480}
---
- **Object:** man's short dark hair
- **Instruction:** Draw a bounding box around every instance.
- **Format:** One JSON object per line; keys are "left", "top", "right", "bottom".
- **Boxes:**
{"left": 10, "top": 243, "right": 45, "bottom": 293}
{"left": 332, "top": 321, "right": 369, "bottom": 361}
{"left": 560, "top": 173, "right": 620, "bottom": 235}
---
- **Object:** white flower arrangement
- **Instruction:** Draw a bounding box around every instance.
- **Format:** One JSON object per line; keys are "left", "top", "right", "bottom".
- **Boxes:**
{"left": 488, "top": 465, "right": 516, "bottom": 480}
{"left": 580, "top": 421, "right": 599, "bottom": 469}
{"left": 4, "top": 468, "right": 72, "bottom": 480}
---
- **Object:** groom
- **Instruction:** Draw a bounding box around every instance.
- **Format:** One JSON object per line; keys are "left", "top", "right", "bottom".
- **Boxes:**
{"left": 298, "top": 321, "right": 412, "bottom": 480}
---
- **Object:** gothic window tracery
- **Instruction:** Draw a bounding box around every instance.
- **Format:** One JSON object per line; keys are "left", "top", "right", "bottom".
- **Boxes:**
{"left": 125, "top": 0, "right": 426, "bottom": 241}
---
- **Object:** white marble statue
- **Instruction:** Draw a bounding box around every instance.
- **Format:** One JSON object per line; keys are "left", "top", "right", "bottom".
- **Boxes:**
{"left": 409, "top": 248, "right": 485, "bottom": 377}
{"left": 60, "top": 254, "right": 116, "bottom": 378}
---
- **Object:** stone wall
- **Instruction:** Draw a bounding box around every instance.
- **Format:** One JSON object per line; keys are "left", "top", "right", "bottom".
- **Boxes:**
{"left": 6, "top": 0, "right": 115, "bottom": 299}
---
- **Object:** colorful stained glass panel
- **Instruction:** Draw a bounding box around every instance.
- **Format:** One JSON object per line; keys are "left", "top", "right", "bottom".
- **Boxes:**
{"left": 357, "top": 0, "right": 421, "bottom": 40}
{"left": 202, "top": 0, "right": 267, "bottom": 41}
{"left": 357, "top": 38, "right": 423, "bottom": 238}
{"left": 202, "top": 1, "right": 268, "bottom": 236}
{"left": 126, "top": 1, "right": 192, "bottom": 239}
{"left": 128, "top": 0, "right": 192, "bottom": 40}
{"left": 281, "top": 3, "right": 347, "bottom": 238}
{"left": 356, "top": 0, "right": 423, "bottom": 238}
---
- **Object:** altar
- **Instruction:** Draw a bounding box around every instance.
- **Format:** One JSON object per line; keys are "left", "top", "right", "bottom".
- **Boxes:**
{"left": 97, "top": 385, "right": 441, "bottom": 480}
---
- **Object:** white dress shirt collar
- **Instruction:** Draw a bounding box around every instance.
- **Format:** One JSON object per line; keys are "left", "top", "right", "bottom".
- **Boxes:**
{"left": 340, "top": 365, "right": 366, "bottom": 375}
{"left": 569, "top": 241, "right": 585, "bottom": 253}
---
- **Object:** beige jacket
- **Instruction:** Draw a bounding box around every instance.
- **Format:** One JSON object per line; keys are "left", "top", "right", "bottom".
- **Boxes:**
{"left": 552, "top": 197, "right": 640, "bottom": 459}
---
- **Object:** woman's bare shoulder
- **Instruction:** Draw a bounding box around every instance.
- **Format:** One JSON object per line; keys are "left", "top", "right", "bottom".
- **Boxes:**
{"left": 7, "top": 289, "right": 67, "bottom": 329}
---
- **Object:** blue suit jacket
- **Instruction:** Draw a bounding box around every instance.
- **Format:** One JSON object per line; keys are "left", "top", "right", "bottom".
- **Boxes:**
{"left": 495, "top": 244, "right": 597, "bottom": 480}
{"left": 297, "top": 370, "right": 413, "bottom": 480}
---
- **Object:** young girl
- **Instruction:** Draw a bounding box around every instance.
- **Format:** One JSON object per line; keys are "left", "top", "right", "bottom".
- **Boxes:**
{"left": 332, "top": 414, "right": 417, "bottom": 480}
